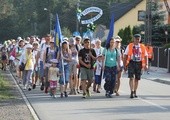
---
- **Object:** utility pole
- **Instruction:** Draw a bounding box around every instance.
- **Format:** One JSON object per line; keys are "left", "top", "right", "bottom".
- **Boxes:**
{"left": 145, "top": 0, "right": 152, "bottom": 44}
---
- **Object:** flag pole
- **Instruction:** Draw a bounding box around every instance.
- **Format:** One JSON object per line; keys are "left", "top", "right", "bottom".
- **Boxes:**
{"left": 101, "top": 14, "right": 114, "bottom": 81}
{"left": 54, "top": 14, "right": 66, "bottom": 85}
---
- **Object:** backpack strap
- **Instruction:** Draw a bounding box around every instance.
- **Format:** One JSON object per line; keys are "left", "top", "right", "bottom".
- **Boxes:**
{"left": 45, "top": 47, "right": 49, "bottom": 63}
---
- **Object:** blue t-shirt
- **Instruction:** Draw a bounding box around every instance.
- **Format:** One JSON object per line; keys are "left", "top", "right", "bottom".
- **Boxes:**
{"left": 103, "top": 48, "right": 119, "bottom": 67}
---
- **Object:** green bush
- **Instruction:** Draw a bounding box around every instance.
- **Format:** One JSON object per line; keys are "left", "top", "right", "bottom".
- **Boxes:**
{"left": 163, "top": 43, "right": 170, "bottom": 48}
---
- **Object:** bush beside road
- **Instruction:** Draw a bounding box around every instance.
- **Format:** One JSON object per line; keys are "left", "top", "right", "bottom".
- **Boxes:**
{"left": 0, "top": 70, "right": 33, "bottom": 120}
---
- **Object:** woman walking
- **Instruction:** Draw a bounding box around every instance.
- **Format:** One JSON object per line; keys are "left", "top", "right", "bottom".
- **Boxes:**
{"left": 103, "top": 37, "right": 120, "bottom": 98}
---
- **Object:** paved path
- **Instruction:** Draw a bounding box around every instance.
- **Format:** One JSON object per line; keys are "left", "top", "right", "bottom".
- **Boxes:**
{"left": 11, "top": 67, "right": 170, "bottom": 120}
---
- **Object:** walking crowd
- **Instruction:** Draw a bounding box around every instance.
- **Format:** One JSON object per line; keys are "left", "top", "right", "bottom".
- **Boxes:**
{"left": 0, "top": 33, "right": 153, "bottom": 99}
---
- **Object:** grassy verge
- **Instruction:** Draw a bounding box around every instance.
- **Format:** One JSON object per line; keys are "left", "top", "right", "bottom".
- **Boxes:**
{"left": 0, "top": 74, "right": 15, "bottom": 100}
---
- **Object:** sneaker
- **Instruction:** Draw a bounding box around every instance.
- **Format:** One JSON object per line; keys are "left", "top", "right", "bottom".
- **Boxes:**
{"left": 96, "top": 90, "right": 100, "bottom": 93}
{"left": 28, "top": 87, "right": 31, "bottom": 91}
{"left": 60, "top": 93, "right": 64, "bottom": 98}
{"left": 130, "top": 91, "right": 134, "bottom": 98}
{"left": 82, "top": 93, "right": 86, "bottom": 98}
{"left": 32, "top": 84, "right": 36, "bottom": 89}
{"left": 86, "top": 89, "right": 91, "bottom": 97}
{"left": 105, "top": 92, "right": 109, "bottom": 97}
{"left": 115, "top": 91, "right": 120, "bottom": 96}
{"left": 40, "top": 85, "right": 44, "bottom": 91}
{"left": 53, "top": 95, "right": 57, "bottom": 98}
{"left": 64, "top": 92, "right": 68, "bottom": 97}
{"left": 76, "top": 89, "right": 80, "bottom": 94}
{"left": 23, "top": 86, "right": 26, "bottom": 90}
{"left": 44, "top": 87, "right": 48, "bottom": 94}
{"left": 73, "top": 89, "right": 77, "bottom": 95}
{"left": 108, "top": 94, "right": 113, "bottom": 98}
{"left": 19, "top": 80, "right": 22, "bottom": 84}
{"left": 134, "top": 91, "right": 138, "bottom": 98}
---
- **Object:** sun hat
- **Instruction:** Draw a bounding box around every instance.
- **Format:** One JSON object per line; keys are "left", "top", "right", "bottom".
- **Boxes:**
{"left": 25, "top": 44, "right": 33, "bottom": 49}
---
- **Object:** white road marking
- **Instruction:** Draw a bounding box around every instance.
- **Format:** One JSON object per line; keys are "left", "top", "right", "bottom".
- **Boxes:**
{"left": 120, "top": 90, "right": 168, "bottom": 110}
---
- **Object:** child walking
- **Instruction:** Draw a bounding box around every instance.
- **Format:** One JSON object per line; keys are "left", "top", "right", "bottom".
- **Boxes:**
{"left": 48, "top": 59, "right": 60, "bottom": 98}
{"left": 94, "top": 54, "right": 103, "bottom": 93}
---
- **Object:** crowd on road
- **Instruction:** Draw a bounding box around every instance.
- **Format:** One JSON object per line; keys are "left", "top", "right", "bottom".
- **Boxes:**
{"left": 0, "top": 34, "right": 154, "bottom": 99}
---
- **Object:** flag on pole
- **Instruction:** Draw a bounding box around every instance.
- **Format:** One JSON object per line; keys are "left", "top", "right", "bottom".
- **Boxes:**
{"left": 54, "top": 14, "right": 66, "bottom": 85}
{"left": 101, "top": 14, "right": 115, "bottom": 88}
{"left": 54, "top": 14, "right": 62, "bottom": 47}
{"left": 105, "top": 14, "right": 114, "bottom": 46}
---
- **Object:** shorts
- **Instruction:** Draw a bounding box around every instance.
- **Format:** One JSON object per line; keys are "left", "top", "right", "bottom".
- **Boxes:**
{"left": 59, "top": 64, "right": 70, "bottom": 85}
{"left": 95, "top": 74, "right": 102, "bottom": 85}
{"left": 39, "top": 61, "right": 44, "bottom": 77}
{"left": 69, "top": 61, "right": 78, "bottom": 75}
{"left": 80, "top": 67, "right": 93, "bottom": 82}
{"left": 128, "top": 60, "right": 142, "bottom": 80}
{"left": 49, "top": 80, "right": 57, "bottom": 88}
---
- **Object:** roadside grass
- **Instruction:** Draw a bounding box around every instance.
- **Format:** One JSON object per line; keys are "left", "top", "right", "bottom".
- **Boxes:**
{"left": 0, "top": 74, "right": 15, "bottom": 100}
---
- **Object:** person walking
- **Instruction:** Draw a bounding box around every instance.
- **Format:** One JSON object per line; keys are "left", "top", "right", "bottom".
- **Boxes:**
{"left": 124, "top": 34, "right": 148, "bottom": 98}
{"left": 19, "top": 44, "right": 35, "bottom": 91}
{"left": 103, "top": 37, "right": 120, "bottom": 98}
{"left": 57, "top": 40, "right": 71, "bottom": 98}
{"left": 145, "top": 43, "right": 154, "bottom": 74}
{"left": 69, "top": 37, "right": 79, "bottom": 95}
{"left": 78, "top": 38, "right": 97, "bottom": 98}
{"left": 114, "top": 36, "right": 124, "bottom": 96}
{"left": 48, "top": 59, "right": 60, "bottom": 98}
{"left": 75, "top": 36, "right": 83, "bottom": 94}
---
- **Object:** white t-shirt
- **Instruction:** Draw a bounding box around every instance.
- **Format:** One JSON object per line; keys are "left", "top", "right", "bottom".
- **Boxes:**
{"left": 95, "top": 60, "right": 102, "bottom": 75}
{"left": 40, "top": 43, "right": 50, "bottom": 61}
{"left": 48, "top": 67, "right": 60, "bottom": 81}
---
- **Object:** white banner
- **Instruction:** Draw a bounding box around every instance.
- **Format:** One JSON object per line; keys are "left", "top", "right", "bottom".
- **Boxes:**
{"left": 81, "top": 7, "right": 103, "bottom": 24}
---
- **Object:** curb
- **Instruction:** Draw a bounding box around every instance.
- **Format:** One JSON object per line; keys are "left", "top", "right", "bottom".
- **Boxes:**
{"left": 9, "top": 71, "right": 40, "bottom": 120}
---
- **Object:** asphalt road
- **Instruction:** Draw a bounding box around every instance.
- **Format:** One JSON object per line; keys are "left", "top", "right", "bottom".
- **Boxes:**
{"left": 21, "top": 73, "right": 170, "bottom": 120}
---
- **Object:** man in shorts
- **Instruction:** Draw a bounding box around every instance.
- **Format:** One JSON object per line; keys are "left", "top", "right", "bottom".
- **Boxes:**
{"left": 78, "top": 38, "right": 96, "bottom": 98}
{"left": 124, "top": 34, "right": 148, "bottom": 98}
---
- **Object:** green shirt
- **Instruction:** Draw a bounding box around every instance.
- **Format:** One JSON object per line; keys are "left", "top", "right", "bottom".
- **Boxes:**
{"left": 103, "top": 48, "right": 119, "bottom": 67}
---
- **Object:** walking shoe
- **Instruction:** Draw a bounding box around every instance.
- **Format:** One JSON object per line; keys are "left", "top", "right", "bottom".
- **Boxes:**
{"left": 40, "top": 85, "right": 44, "bottom": 91}
{"left": 82, "top": 93, "right": 86, "bottom": 99}
{"left": 28, "top": 87, "right": 31, "bottom": 91}
{"left": 96, "top": 90, "right": 100, "bottom": 93}
{"left": 134, "top": 91, "right": 138, "bottom": 98}
{"left": 73, "top": 89, "right": 77, "bottom": 95}
{"left": 105, "top": 91, "right": 109, "bottom": 98}
{"left": 108, "top": 94, "right": 113, "bottom": 98}
{"left": 64, "top": 92, "right": 68, "bottom": 97}
{"left": 60, "top": 93, "right": 64, "bottom": 98}
{"left": 115, "top": 91, "right": 120, "bottom": 96}
{"left": 130, "top": 91, "right": 134, "bottom": 98}
{"left": 76, "top": 89, "right": 80, "bottom": 94}
{"left": 53, "top": 95, "right": 57, "bottom": 98}
{"left": 32, "top": 84, "right": 36, "bottom": 89}
{"left": 86, "top": 89, "right": 91, "bottom": 97}
{"left": 44, "top": 87, "right": 48, "bottom": 94}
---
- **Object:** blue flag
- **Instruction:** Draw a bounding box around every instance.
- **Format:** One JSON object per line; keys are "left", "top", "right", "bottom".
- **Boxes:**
{"left": 54, "top": 14, "right": 62, "bottom": 48}
{"left": 106, "top": 14, "right": 114, "bottom": 46}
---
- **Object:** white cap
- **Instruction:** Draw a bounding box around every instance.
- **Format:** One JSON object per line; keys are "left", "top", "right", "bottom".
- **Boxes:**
{"left": 63, "top": 37, "right": 68, "bottom": 41}
{"left": 25, "top": 44, "right": 33, "bottom": 49}
{"left": 17, "top": 37, "right": 23, "bottom": 41}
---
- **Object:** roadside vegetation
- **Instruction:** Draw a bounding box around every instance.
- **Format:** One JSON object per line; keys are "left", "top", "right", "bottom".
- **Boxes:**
{"left": 0, "top": 74, "right": 14, "bottom": 100}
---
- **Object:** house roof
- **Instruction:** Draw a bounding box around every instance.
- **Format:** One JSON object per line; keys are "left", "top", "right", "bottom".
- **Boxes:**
{"left": 110, "top": 0, "right": 143, "bottom": 22}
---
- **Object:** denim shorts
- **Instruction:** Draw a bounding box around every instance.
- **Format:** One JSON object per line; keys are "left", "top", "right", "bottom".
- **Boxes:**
{"left": 59, "top": 64, "right": 70, "bottom": 85}
{"left": 39, "top": 61, "right": 44, "bottom": 77}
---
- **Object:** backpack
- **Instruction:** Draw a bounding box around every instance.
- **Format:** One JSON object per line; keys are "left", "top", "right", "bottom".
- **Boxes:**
{"left": 10, "top": 47, "right": 19, "bottom": 58}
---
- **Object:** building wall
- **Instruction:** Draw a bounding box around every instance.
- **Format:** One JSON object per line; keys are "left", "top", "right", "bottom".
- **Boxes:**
{"left": 158, "top": 0, "right": 170, "bottom": 24}
{"left": 114, "top": 0, "right": 146, "bottom": 36}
